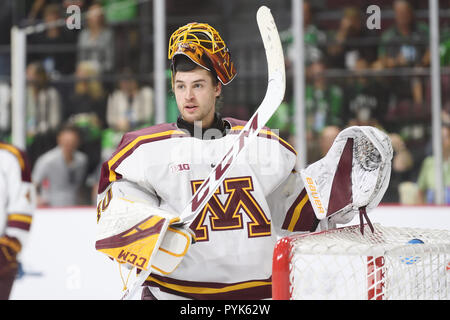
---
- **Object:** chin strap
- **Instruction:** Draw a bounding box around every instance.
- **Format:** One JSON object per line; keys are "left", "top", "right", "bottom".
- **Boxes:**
{"left": 359, "top": 206, "right": 375, "bottom": 235}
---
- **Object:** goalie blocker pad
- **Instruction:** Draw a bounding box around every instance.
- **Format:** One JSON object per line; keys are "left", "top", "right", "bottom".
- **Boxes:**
{"left": 300, "top": 126, "right": 393, "bottom": 226}
{"left": 96, "top": 197, "right": 194, "bottom": 275}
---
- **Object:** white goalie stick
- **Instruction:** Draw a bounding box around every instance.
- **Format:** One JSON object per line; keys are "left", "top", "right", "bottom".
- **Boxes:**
{"left": 121, "top": 5, "right": 286, "bottom": 300}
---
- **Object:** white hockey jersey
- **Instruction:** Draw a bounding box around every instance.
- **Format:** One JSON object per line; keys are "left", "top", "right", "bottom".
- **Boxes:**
{"left": 0, "top": 142, "right": 35, "bottom": 249}
{"left": 96, "top": 117, "right": 318, "bottom": 299}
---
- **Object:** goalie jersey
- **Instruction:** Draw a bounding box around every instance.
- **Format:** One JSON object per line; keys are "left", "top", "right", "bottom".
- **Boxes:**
{"left": 96, "top": 116, "right": 320, "bottom": 300}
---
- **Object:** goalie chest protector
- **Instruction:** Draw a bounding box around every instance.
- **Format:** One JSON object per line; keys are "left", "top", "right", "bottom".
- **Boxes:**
{"left": 98, "top": 117, "right": 298, "bottom": 299}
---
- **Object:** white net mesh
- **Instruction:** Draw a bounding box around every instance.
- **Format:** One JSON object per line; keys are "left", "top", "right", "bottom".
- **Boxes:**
{"left": 282, "top": 224, "right": 450, "bottom": 300}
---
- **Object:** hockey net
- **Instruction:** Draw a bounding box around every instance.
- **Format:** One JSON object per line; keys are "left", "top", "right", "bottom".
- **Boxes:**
{"left": 272, "top": 224, "right": 450, "bottom": 300}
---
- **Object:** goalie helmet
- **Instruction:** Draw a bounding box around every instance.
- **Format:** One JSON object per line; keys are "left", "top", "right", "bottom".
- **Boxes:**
{"left": 168, "top": 22, "right": 237, "bottom": 85}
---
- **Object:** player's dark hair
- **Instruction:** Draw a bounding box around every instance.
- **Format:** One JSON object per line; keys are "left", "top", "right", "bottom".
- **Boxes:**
{"left": 173, "top": 54, "right": 218, "bottom": 85}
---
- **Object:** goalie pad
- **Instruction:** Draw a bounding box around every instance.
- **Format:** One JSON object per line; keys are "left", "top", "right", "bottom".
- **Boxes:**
{"left": 300, "top": 126, "right": 393, "bottom": 228}
{"left": 95, "top": 197, "right": 194, "bottom": 274}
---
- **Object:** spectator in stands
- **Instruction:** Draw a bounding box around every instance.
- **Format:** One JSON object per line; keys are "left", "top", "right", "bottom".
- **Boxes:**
{"left": 282, "top": 1, "right": 327, "bottom": 69}
{"left": 305, "top": 60, "right": 344, "bottom": 135}
{"left": 303, "top": 60, "right": 344, "bottom": 164}
{"left": 341, "top": 53, "right": 416, "bottom": 204}
{"left": 102, "top": 0, "right": 140, "bottom": 71}
{"left": 32, "top": 124, "right": 88, "bottom": 207}
{"left": 66, "top": 60, "right": 106, "bottom": 126}
{"left": 383, "top": 132, "right": 414, "bottom": 203}
{"left": 27, "top": 1, "right": 92, "bottom": 23}
{"left": 27, "top": 0, "right": 51, "bottom": 22}
{"left": 103, "top": 67, "right": 153, "bottom": 161}
{"left": 375, "top": 0, "right": 429, "bottom": 106}
{"left": 77, "top": 2, "right": 114, "bottom": 73}
{"left": 391, "top": 133, "right": 414, "bottom": 175}
{"left": 327, "top": 6, "right": 378, "bottom": 70}
{"left": 277, "top": 1, "right": 327, "bottom": 144}
{"left": 106, "top": 67, "right": 153, "bottom": 132}
{"left": 377, "top": 0, "right": 429, "bottom": 69}
{"left": 65, "top": 60, "right": 106, "bottom": 178}
{"left": 319, "top": 125, "right": 341, "bottom": 157}
{"left": 438, "top": 28, "right": 450, "bottom": 110}
{"left": 25, "top": 62, "right": 62, "bottom": 165}
{"left": 416, "top": 121, "right": 450, "bottom": 205}
{"left": 307, "top": 124, "right": 341, "bottom": 165}
{"left": 344, "top": 58, "right": 389, "bottom": 128}
{"left": 309, "top": 125, "right": 339, "bottom": 163}
{"left": 28, "top": 3, "right": 78, "bottom": 76}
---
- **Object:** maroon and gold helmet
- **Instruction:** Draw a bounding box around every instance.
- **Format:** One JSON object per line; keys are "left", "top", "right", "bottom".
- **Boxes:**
{"left": 168, "top": 22, "right": 237, "bottom": 85}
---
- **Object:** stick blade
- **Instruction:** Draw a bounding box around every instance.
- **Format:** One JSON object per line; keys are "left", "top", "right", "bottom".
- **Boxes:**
{"left": 256, "top": 6, "right": 285, "bottom": 86}
{"left": 254, "top": 5, "right": 286, "bottom": 127}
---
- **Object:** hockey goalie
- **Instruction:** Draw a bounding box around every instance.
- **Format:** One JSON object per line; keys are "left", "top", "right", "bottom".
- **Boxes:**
{"left": 95, "top": 9, "right": 393, "bottom": 300}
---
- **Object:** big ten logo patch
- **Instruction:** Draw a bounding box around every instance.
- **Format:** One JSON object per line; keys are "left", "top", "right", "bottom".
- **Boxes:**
{"left": 189, "top": 176, "right": 271, "bottom": 242}
{"left": 170, "top": 163, "right": 191, "bottom": 173}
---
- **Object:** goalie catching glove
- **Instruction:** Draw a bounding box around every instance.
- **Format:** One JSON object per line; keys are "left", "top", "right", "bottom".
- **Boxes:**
{"left": 95, "top": 197, "right": 195, "bottom": 276}
{"left": 300, "top": 126, "right": 393, "bottom": 233}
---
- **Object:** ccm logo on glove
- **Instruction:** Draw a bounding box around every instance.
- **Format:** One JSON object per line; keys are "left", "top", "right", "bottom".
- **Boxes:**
{"left": 117, "top": 250, "right": 147, "bottom": 269}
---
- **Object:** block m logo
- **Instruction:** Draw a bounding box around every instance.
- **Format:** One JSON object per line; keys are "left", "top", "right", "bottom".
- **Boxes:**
{"left": 189, "top": 176, "right": 271, "bottom": 242}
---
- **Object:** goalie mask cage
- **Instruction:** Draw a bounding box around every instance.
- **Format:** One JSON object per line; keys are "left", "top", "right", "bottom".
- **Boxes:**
{"left": 272, "top": 224, "right": 450, "bottom": 300}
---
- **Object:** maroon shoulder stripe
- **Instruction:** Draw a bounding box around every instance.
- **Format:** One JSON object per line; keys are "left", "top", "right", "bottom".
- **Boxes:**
{"left": 224, "top": 117, "right": 297, "bottom": 156}
{"left": 97, "top": 124, "right": 189, "bottom": 193}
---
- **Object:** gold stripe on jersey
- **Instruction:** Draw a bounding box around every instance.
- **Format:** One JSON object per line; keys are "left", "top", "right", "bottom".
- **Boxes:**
{"left": 230, "top": 125, "right": 297, "bottom": 155}
{"left": 107, "top": 130, "right": 186, "bottom": 183}
{"left": 287, "top": 193, "right": 309, "bottom": 232}
{"left": 8, "top": 214, "right": 33, "bottom": 225}
{"left": 146, "top": 275, "right": 271, "bottom": 295}
{"left": 0, "top": 142, "right": 25, "bottom": 170}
